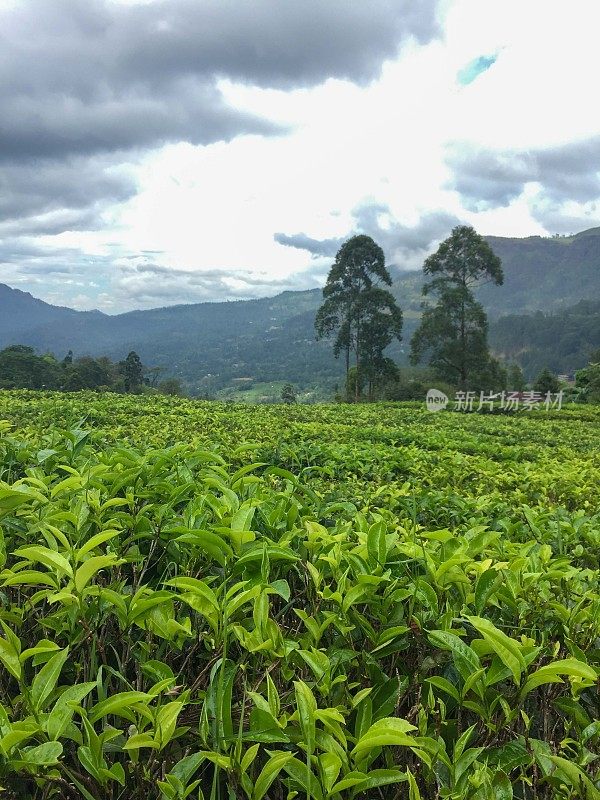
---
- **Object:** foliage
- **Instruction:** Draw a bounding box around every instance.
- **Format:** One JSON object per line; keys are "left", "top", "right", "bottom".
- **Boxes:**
{"left": 507, "top": 364, "right": 526, "bottom": 393}
{"left": 575, "top": 350, "right": 600, "bottom": 404}
{"left": 158, "top": 379, "right": 185, "bottom": 397}
{"left": 533, "top": 368, "right": 561, "bottom": 395}
{"left": 280, "top": 384, "right": 296, "bottom": 404}
{"left": 489, "top": 300, "right": 600, "bottom": 380}
{"left": 315, "top": 236, "right": 403, "bottom": 400}
{"left": 0, "top": 347, "right": 153, "bottom": 395}
{"left": 411, "top": 227, "right": 504, "bottom": 390}
{"left": 0, "top": 346, "right": 62, "bottom": 390}
{"left": 0, "top": 392, "right": 598, "bottom": 798}
{"left": 119, "top": 351, "right": 144, "bottom": 394}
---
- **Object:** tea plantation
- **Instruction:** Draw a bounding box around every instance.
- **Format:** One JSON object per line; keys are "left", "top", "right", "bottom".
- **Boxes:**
{"left": 0, "top": 391, "right": 598, "bottom": 799}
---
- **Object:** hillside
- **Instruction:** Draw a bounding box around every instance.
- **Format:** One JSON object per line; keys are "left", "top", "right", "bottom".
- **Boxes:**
{"left": 1, "top": 227, "right": 599, "bottom": 392}
{"left": 489, "top": 299, "right": 600, "bottom": 378}
{"left": 477, "top": 227, "right": 600, "bottom": 316}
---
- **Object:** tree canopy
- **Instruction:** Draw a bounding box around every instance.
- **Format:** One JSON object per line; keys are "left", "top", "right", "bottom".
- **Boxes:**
{"left": 410, "top": 226, "right": 503, "bottom": 390}
{"left": 315, "top": 235, "right": 403, "bottom": 400}
{"left": 0, "top": 346, "right": 177, "bottom": 395}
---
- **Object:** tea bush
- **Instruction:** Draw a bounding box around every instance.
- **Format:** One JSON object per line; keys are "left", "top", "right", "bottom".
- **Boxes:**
{"left": 0, "top": 391, "right": 598, "bottom": 799}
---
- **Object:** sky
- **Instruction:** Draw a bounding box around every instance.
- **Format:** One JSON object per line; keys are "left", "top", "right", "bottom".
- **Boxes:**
{"left": 0, "top": 0, "right": 599, "bottom": 313}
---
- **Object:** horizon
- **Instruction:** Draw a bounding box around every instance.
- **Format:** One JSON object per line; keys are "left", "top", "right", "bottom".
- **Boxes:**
{"left": 3, "top": 223, "right": 600, "bottom": 316}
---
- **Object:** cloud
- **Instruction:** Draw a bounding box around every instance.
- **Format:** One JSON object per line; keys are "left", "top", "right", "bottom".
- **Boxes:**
{"left": 105, "top": 260, "right": 323, "bottom": 310}
{"left": 0, "top": 155, "right": 137, "bottom": 237}
{"left": 0, "top": 0, "right": 441, "bottom": 275}
{"left": 0, "top": 0, "right": 441, "bottom": 162}
{"left": 528, "top": 198, "right": 600, "bottom": 235}
{"left": 445, "top": 145, "right": 532, "bottom": 210}
{"left": 0, "top": 242, "right": 324, "bottom": 312}
{"left": 274, "top": 232, "right": 344, "bottom": 258}
{"left": 446, "top": 136, "right": 600, "bottom": 217}
{"left": 457, "top": 53, "right": 498, "bottom": 86}
{"left": 274, "top": 206, "right": 461, "bottom": 267}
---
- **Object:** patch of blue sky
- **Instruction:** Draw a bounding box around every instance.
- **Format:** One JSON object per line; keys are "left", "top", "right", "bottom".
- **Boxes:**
{"left": 457, "top": 53, "right": 498, "bottom": 86}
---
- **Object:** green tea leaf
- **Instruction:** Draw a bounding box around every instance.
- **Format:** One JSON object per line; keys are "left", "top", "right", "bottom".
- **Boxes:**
{"left": 31, "top": 647, "right": 69, "bottom": 712}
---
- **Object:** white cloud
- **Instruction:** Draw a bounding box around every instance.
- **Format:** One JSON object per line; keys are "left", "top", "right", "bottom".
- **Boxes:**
{"left": 2, "top": 0, "right": 599, "bottom": 311}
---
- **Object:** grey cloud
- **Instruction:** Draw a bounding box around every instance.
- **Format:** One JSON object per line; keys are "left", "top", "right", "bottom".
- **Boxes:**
{"left": 353, "top": 205, "right": 461, "bottom": 261}
{"left": 275, "top": 206, "right": 461, "bottom": 267}
{"left": 0, "top": 82, "right": 279, "bottom": 162}
{"left": 106, "top": 260, "right": 322, "bottom": 310}
{"left": 1, "top": 244, "right": 323, "bottom": 312}
{"left": 529, "top": 198, "right": 600, "bottom": 235}
{"left": 445, "top": 146, "right": 532, "bottom": 210}
{"left": 0, "top": 0, "right": 440, "bottom": 162}
{"left": 536, "top": 138, "right": 600, "bottom": 202}
{"left": 0, "top": 0, "right": 441, "bottom": 245}
{"left": 274, "top": 232, "right": 344, "bottom": 258}
{"left": 0, "top": 208, "right": 104, "bottom": 238}
{"left": 446, "top": 136, "right": 600, "bottom": 212}
{"left": 0, "top": 155, "right": 137, "bottom": 238}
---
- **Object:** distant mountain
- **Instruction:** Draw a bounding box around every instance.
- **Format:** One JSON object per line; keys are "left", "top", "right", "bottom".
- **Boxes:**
{"left": 393, "top": 227, "right": 600, "bottom": 316}
{"left": 477, "top": 227, "right": 600, "bottom": 316}
{"left": 1, "top": 227, "right": 599, "bottom": 392}
{"left": 489, "top": 299, "right": 600, "bottom": 379}
{"left": 0, "top": 283, "right": 103, "bottom": 340}
{"left": 0, "top": 284, "right": 335, "bottom": 393}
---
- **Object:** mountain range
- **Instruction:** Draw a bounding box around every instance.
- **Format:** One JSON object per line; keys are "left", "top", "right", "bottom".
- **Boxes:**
{"left": 1, "top": 227, "right": 599, "bottom": 395}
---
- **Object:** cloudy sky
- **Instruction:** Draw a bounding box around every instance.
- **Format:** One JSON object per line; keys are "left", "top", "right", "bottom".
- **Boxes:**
{"left": 1, "top": 0, "right": 599, "bottom": 312}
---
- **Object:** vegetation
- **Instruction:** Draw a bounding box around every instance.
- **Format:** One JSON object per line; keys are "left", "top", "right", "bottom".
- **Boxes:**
{"left": 0, "top": 346, "right": 152, "bottom": 394}
{"left": 315, "top": 235, "right": 403, "bottom": 401}
{"left": 281, "top": 384, "right": 297, "bottom": 404}
{"left": 507, "top": 364, "right": 526, "bottom": 393}
{"left": 2, "top": 228, "right": 600, "bottom": 395}
{"left": 533, "top": 368, "right": 561, "bottom": 396}
{"left": 0, "top": 391, "right": 598, "bottom": 798}
{"left": 489, "top": 300, "right": 600, "bottom": 379}
{"left": 575, "top": 349, "right": 600, "bottom": 403}
{"left": 410, "top": 226, "right": 504, "bottom": 390}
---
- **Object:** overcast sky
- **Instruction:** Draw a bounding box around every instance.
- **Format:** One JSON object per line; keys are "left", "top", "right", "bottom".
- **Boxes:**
{"left": 1, "top": 0, "right": 599, "bottom": 313}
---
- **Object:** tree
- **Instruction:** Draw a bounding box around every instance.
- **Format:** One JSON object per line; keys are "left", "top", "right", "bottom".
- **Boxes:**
{"left": 315, "top": 235, "right": 403, "bottom": 401}
{"left": 507, "top": 363, "right": 526, "bottom": 392}
{"left": 281, "top": 383, "right": 296, "bottom": 404}
{"left": 157, "top": 378, "right": 184, "bottom": 396}
{"left": 575, "top": 349, "right": 600, "bottom": 403}
{"left": 410, "top": 226, "right": 503, "bottom": 390}
{"left": 0, "top": 346, "right": 60, "bottom": 389}
{"left": 145, "top": 366, "right": 165, "bottom": 388}
{"left": 120, "top": 351, "right": 144, "bottom": 393}
{"left": 533, "top": 367, "right": 560, "bottom": 395}
{"left": 62, "top": 356, "right": 112, "bottom": 391}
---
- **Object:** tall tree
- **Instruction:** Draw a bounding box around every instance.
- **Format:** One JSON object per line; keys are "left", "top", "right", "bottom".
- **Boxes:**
{"left": 315, "top": 235, "right": 403, "bottom": 400}
{"left": 575, "top": 349, "right": 600, "bottom": 403}
{"left": 0, "top": 345, "right": 60, "bottom": 390}
{"left": 533, "top": 367, "right": 560, "bottom": 395}
{"left": 410, "top": 226, "right": 503, "bottom": 390}
{"left": 507, "top": 363, "right": 526, "bottom": 392}
{"left": 281, "top": 383, "right": 296, "bottom": 404}
{"left": 120, "top": 351, "right": 144, "bottom": 393}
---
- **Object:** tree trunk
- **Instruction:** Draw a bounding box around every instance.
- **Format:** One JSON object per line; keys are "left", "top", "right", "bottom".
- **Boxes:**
{"left": 460, "top": 292, "right": 467, "bottom": 390}
{"left": 355, "top": 319, "right": 360, "bottom": 402}
{"left": 345, "top": 344, "right": 350, "bottom": 401}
